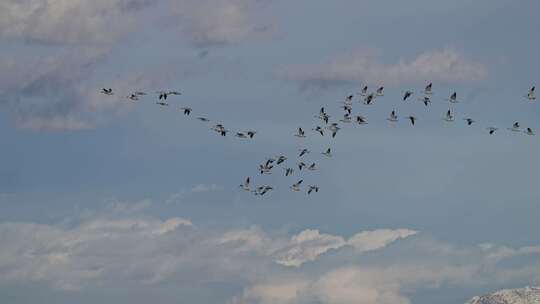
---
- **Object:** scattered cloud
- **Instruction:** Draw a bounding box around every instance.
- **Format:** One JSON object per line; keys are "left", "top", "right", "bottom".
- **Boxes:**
{"left": 278, "top": 49, "right": 488, "bottom": 90}
{"left": 191, "top": 184, "right": 226, "bottom": 193}
{"left": 275, "top": 228, "right": 417, "bottom": 267}
{"left": 169, "top": 0, "right": 273, "bottom": 48}
{"left": 0, "top": 213, "right": 539, "bottom": 303}
{"left": 0, "top": 0, "right": 156, "bottom": 45}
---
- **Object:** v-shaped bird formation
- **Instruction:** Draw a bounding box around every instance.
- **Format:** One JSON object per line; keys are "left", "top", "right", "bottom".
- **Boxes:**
{"left": 100, "top": 83, "right": 537, "bottom": 196}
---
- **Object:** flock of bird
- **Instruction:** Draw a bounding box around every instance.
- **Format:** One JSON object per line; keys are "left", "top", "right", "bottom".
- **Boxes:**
{"left": 100, "top": 83, "right": 537, "bottom": 197}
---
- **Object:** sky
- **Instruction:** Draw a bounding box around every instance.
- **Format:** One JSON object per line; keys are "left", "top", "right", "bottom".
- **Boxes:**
{"left": 1, "top": 0, "right": 540, "bottom": 303}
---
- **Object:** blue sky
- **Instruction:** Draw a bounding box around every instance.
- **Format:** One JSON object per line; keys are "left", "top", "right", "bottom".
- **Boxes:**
{"left": 1, "top": 0, "right": 540, "bottom": 303}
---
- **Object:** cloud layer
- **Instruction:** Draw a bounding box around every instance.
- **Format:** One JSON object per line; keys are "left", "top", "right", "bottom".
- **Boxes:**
{"left": 278, "top": 49, "right": 488, "bottom": 90}
{"left": 1, "top": 210, "right": 539, "bottom": 303}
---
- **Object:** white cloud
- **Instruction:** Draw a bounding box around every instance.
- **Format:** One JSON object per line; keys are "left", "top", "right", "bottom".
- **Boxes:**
{"left": 347, "top": 229, "right": 417, "bottom": 252}
{"left": 275, "top": 229, "right": 346, "bottom": 267}
{"left": 275, "top": 228, "right": 417, "bottom": 267}
{"left": 0, "top": 0, "right": 154, "bottom": 45}
{"left": 170, "top": 0, "right": 272, "bottom": 48}
{"left": 278, "top": 49, "right": 487, "bottom": 90}
{"left": 1, "top": 214, "right": 539, "bottom": 303}
{"left": 191, "top": 184, "right": 225, "bottom": 193}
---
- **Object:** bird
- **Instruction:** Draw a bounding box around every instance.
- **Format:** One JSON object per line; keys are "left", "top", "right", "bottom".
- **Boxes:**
{"left": 509, "top": 122, "right": 521, "bottom": 132}
{"left": 212, "top": 124, "right": 228, "bottom": 136}
{"left": 299, "top": 149, "right": 310, "bottom": 157}
{"left": 424, "top": 82, "right": 433, "bottom": 95}
{"left": 180, "top": 107, "right": 192, "bottom": 115}
{"left": 156, "top": 101, "right": 169, "bottom": 106}
{"left": 443, "top": 109, "right": 455, "bottom": 122}
{"left": 321, "top": 148, "right": 332, "bottom": 158}
{"left": 387, "top": 110, "right": 398, "bottom": 122}
{"left": 246, "top": 131, "right": 257, "bottom": 138}
{"left": 376, "top": 86, "right": 384, "bottom": 96}
{"left": 295, "top": 127, "right": 306, "bottom": 138}
{"left": 359, "top": 85, "right": 368, "bottom": 96}
{"left": 364, "top": 93, "right": 375, "bottom": 105}
{"left": 134, "top": 91, "right": 146, "bottom": 96}
{"left": 339, "top": 113, "right": 352, "bottom": 123}
{"left": 419, "top": 96, "right": 431, "bottom": 106}
{"left": 403, "top": 90, "right": 413, "bottom": 101}
{"left": 276, "top": 156, "right": 287, "bottom": 165}
{"left": 464, "top": 118, "right": 475, "bottom": 126}
{"left": 259, "top": 161, "right": 274, "bottom": 175}
{"left": 308, "top": 163, "right": 317, "bottom": 171}
{"left": 525, "top": 127, "right": 535, "bottom": 135}
{"left": 290, "top": 180, "right": 303, "bottom": 192}
{"left": 345, "top": 95, "right": 354, "bottom": 102}
{"left": 297, "top": 162, "right": 307, "bottom": 171}
{"left": 239, "top": 177, "right": 251, "bottom": 191}
{"left": 307, "top": 185, "right": 319, "bottom": 195}
{"left": 126, "top": 94, "right": 139, "bottom": 101}
{"left": 447, "top": 92, "right": 458, "bottom": 103}
{"left": 487, "top": 127, "right": 498, "bottom": 135}
{"left": 313, "top": 126, "right": 324, "bottom": 136}
{"left": 526, "top": 86, "right": 536, "bottom": 101}
{"left": 101, "top": 88, "right": 114, "bottom": 95}
{"left": 315, "top": 108, "right": 330, "bottom": 124}
{"left": 284, "top": 168, "right": 294, "bottom": 176}
{"left": 253, "top": 185, "right": 273, "bottom": 196}
{"left": 356, "top": 115, "right": 368, "bottom": 125}
{"left": 327, "top": 123, "right": 340, "bottom": 138}
{"left": 197, "top": 117, "right": 210, "bottom": 122}
{"left": 158, "top": 91, "right": 181, "bottom": 100}
{"left": 408, "top": 116, "right": 417, "bottom": 126}
{"left": 235, "top": 132, "right": 248, "bottom": 138}
{"left": 340, "top": 104, "right": 352, "bottom": 114}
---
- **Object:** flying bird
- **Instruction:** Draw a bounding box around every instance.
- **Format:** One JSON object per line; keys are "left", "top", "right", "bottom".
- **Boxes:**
{"left": 180, "top": 107, "right": 192, "bottom": 115}
{"left": 101, "top": 88, "right": 114, "bottom": 95}
{"left": 444, "top": 109, "right": 455, "bottom": 122}
{"left": 464, "top": 118, "right": 475, "bottom": 126}
{"left": 295, "top": 127, "right": 306, "bottom": 138}
{"left": 297, "top": 162, "right": 307, "bottom": 171}
{"left": 276, "top": 156, "right": 287, "bottom": 165}
{"left": 364, "top": 93, "right": 375, "bottom": 105}
{"left": 156, "top": 101, "right": 169, "bottom": 106}
{"left": 419, "top": 96, "right": 431, "bottom": 106}
{"left": 313, "top": 126, "right": 325, "bottom": 136}
{"left": 327, "top": 123, "right": 340, "bottom": 138}
{"left": 307, "top": 185, "right": 319, "bottom": 195}
{"left": 239, "top": 177, "right": 251, "bottom": 191}
{"left": 308, "top": 163, "right": 317, "bottom": 171}
{"left": 403, "top": 90, "right": 413, "bottom": 101}
{"left": 359, "top": 85, "right": 368, "bottom": 96}
{"left": 376, "top": 86, "right": 384, "bottom": 96}
{"left": 197, "top": 117, "right": 210, "bottom": 122}
{"left": 284, "top": 168, "right": 294, "bottom": 176}
{"left": 509, "top": 122, "right": 521, "bottom": 132}
{"left": 387, "top": 110, "right": 398, "bottom": 122}
{"left": 408, "top": 116, "right": 417, "bottom": 126}
{"left": 299, "top": 149, "right": 310, "bottom": 157}
{"left": 526, "top": 86, "right": 536, "bottom": 101}
{"left": 158, "top": 91, "right": 181, "bottom": 100}
{"left": 424, "top": 82, "right": 433, "bottom": 95}
{"left": 524, "top": 127, "right": 535, "bottom": 135}
{"left": 126, "top": 94, "right": 139, "bottom": 101}
{"left": 339, "top": 113, "right": 352, "bottom": 123}
{"left": 356, "top": 115, "right": 368, "bottom": 125}
{"left": 487, "top": 127, "right": 498, "bottom": 135}
{"left": 321, "top": 148, "right": 332, "bottom": 158}
{"left": 447, "top": 92, "right": 458, "bottom": 103}
{"left": 290, "top": 180, "right": 303, "bottom": 192}
{"left": 235, "top": 132, "right": 248, "bottom": 138}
